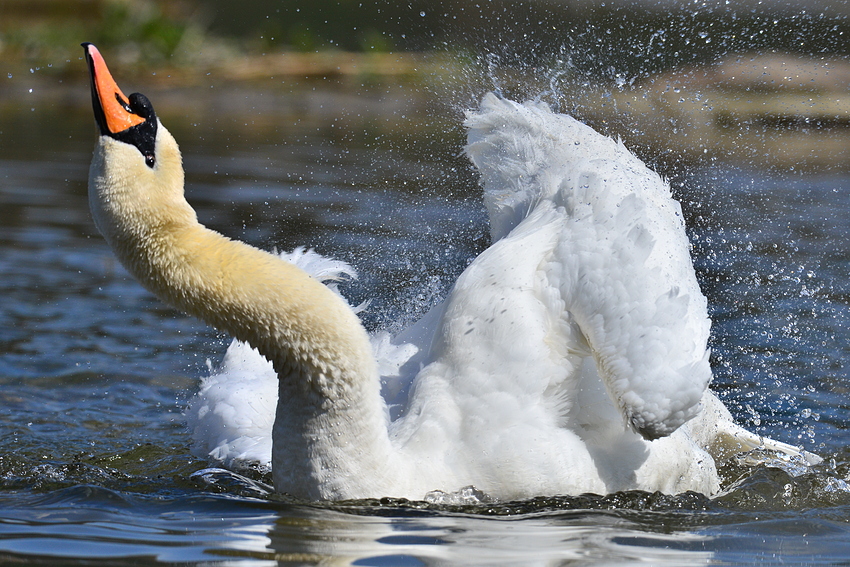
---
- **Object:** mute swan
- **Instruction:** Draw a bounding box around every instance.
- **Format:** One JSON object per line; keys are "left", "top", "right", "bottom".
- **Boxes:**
{"left": 83, "top": 43, "right": 813, "bottom": 501}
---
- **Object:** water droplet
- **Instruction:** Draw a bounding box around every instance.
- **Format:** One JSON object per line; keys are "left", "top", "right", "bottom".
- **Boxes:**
{"left": 420, "top": 11, "right": 426, "bottom": 16}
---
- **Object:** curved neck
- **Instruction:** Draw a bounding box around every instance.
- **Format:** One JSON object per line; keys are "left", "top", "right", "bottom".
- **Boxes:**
{"left": 89, "top": 133, "right": 396, "bottom": 498}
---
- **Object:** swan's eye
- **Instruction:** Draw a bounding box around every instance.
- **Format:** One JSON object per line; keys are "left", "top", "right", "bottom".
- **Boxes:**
{"left": 115, "top": 93, "right": 134, "bottom": 114}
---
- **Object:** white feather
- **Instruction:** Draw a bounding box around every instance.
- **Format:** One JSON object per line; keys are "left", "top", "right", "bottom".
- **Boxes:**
{"left": 121, "top": 92, "right": 815, "bottom": 499}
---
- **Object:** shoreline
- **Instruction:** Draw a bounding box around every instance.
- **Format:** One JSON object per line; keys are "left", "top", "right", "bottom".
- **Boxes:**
{"left": 3, "top": 50, "right": 848, "bottom": 172}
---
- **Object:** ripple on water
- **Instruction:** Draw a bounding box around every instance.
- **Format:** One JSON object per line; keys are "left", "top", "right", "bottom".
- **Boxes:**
{"left": 1, "top": 476, "right": 850, "bottom": 565}
{"left": 2, "top": 86, "right": 850, "bottom": 564}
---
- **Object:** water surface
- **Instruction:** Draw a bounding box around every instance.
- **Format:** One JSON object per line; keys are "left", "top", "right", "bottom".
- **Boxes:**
{"left": 1, "top": 72, "right": 849, "bottom": 565}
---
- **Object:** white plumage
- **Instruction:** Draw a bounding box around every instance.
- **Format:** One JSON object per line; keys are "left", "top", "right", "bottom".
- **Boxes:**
{"left": 180, "top": 94, "right": 812, "bottom": 500}
{"left": 82, "top": 40, "right": 819, "bottom": 501}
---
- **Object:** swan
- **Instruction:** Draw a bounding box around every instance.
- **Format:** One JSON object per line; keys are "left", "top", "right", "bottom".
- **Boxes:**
{"left": 83, "top": 43, "right": 814, "bottom": 501}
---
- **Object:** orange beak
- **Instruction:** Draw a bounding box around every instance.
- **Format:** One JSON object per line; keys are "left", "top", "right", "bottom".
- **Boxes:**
{"left": 83, "top": 43, "right": 145, "bottom": 135}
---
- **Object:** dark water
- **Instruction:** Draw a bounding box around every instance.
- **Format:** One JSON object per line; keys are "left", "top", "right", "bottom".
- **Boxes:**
{"left": 1, "top": 72, "right": 850, "bottom": 565}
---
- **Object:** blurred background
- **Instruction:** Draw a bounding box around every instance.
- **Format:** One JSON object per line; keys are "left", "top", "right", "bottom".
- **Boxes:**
{"left": 1, "top": 0, "right": 848, "bottom": 172}
{"left": 2, "top": 0, "right": 848, "bottom": 69}
{"left": 1, "top": 2, "right": 850, "bottom": 562}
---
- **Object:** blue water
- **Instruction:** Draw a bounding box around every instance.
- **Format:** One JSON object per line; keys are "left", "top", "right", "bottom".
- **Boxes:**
{"left": 1, "top": 75, "right": 850, "bottom": 565}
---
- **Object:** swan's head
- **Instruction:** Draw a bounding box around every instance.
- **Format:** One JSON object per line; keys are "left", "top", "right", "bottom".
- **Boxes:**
{"left": 84, "top": 42, "right": 158, "bottom": 167}
{"left": 83, "top": 43, "right": 191, "bottom": 248}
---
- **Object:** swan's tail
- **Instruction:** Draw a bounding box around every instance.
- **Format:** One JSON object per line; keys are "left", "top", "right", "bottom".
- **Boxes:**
{"left": 693, "top": 392, "right": 822, "bottom": 472}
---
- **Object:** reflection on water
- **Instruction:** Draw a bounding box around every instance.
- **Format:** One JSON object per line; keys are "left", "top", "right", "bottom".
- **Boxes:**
{"left": 1, "top": 68, "right": 850, "bottom": 564}
{"left": 0, "top": 487, "right": 716, "bottom": 565}
{"left": 264, "top": 504, "right": 715, "bottom": 566}
{"left": 4, "top": 484, "right": 850, "bottom": 565}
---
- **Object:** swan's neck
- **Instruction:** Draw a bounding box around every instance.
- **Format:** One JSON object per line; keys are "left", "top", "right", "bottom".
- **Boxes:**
{"left": 89, "top": 134, "right": 396, "bottom": 499}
